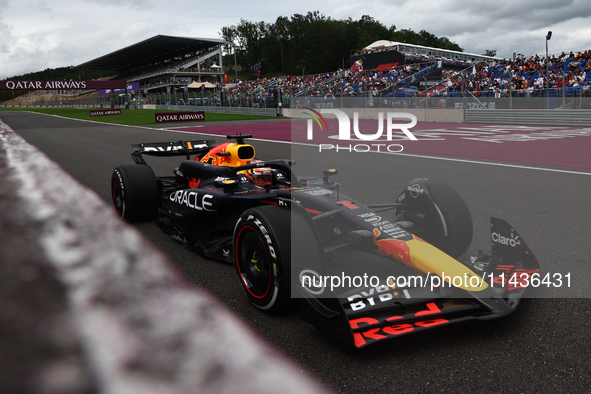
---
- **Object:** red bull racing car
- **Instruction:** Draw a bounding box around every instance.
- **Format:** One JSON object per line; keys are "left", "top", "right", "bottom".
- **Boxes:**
{"left": 111, "top": 134, "right": 540, "bottom": 348}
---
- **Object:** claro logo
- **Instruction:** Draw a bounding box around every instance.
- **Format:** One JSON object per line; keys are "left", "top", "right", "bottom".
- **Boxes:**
{"left": 492, "top": 232, "right": 521, "bottom": 247}
{"left": 304, "top": 108, "right": 418, "bottom": 153}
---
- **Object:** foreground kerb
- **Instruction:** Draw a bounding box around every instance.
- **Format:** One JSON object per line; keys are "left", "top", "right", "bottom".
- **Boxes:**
{"left": 0, "top": 119, "right": 329, "bottom": 394}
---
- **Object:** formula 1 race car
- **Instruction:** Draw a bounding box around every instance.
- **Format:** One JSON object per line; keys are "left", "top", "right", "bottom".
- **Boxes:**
{"left": 111, "top": 134, "right": 540, "bottom": 348}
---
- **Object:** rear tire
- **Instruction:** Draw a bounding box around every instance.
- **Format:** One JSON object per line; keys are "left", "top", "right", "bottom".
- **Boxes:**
{"left": 111, "top": 164, "right": 159, "bottom": 222}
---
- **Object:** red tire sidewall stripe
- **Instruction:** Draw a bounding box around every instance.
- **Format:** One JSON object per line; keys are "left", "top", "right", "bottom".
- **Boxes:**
{"left": 235, "top": 225, "right": 273, "bottom": 299}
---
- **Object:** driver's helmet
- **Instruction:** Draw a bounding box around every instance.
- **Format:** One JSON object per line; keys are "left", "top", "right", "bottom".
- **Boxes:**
{"left": 244, "top": 160, "right": 273, "bottom": 186}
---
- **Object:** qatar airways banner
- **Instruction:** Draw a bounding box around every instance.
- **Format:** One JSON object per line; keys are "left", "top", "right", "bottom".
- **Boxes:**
{"left": 155, "top": 111, "right": 205, "bottom": 123}
{"left": 0, "top": 80, "right": 126, "bottom": 90}
{"left": 89, "top": 109, "right": 122, "bottom": 117}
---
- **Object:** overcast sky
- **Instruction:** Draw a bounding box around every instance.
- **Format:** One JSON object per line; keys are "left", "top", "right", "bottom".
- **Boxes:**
{"left": 1, "top": 0, "right": 591, "bottom": 80}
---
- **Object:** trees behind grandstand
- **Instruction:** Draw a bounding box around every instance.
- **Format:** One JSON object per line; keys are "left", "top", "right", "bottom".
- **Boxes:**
{"left": 220, "top": 12, "right": 463, "bottom": 77}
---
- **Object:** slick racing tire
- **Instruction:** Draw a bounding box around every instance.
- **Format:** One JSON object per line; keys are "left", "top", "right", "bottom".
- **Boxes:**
{"left": 395, "top": 180, "right": 473, "bottom": 259}
{"left": 233, "top": 206, "right": 319, "bottom": 314}
{"left": 111, "top": 164, "right": 160, "bottom": 222}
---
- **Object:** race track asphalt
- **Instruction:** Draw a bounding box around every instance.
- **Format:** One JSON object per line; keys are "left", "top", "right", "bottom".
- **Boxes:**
{"left": 2, "top": 110, "right": 590, "bottom": 393}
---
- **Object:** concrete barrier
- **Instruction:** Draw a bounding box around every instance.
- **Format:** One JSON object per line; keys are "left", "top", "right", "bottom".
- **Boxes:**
{"left": 0, "top": 118, "right": 330, "bottom": 394}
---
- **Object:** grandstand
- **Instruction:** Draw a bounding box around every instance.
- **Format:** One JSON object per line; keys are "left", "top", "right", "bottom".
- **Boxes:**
{"left": 73, "top": 35, "right": 229, "bottom": 97}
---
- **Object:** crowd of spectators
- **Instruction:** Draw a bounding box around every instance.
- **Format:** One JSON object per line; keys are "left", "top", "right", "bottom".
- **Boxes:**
{"left": 443, "top": 50, "right": 591, "bottom": 97}
{"left": 16, "top": 89, "right": 85, "bottom": 100}
{"left": 222, "top": 61, "right": 430, "bottom": 107}
{"left": 220, "top": 50, "right": 590, "bottom": 106}
{"left": 229, "top": 49, "right": 591, "bottom": 103}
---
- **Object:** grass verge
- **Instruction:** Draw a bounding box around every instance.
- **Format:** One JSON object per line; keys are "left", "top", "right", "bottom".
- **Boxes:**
{"left": 0, "top": 107, "right": 278, "bottom": 125}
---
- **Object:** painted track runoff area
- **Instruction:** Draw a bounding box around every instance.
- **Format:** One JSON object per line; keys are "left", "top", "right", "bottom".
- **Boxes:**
{"left": 171, "top": 120, "right": 591, "bottom": 172}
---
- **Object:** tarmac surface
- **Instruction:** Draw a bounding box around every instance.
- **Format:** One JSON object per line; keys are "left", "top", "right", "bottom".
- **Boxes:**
{"left": 2, "top": 111, "right": 591, "bottom": 393}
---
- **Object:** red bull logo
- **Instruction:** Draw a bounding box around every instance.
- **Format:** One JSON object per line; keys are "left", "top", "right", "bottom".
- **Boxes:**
{"left": 374, "top": 228, "right": 489, "bottom": 291}
{"left": 200, "top": 143, "right": 231, "bottom": 166}
{"left": 188, "top": 178, "right": 200, "bottom": 189}
{"left": 373, "top": 228, "right": 416, "bottom": 265}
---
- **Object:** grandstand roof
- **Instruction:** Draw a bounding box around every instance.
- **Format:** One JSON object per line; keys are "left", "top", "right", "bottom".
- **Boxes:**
{"left": 364, "top": 40, "right": 500, "bottom": 61}
{"left": 365, "top": 40, "right": 396, "bottom": 50}
{"left": 73, "top": 35, "right": 228, "bottom": 72}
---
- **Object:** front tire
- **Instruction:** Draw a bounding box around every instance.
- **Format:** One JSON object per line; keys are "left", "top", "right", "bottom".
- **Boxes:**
{"left": 111, "top": 164, "right": 159, "bottom": 222}
{"left": 395, "top": 179, "right": 473, "bottom": 258}
{"left": 233, "top": 206, "right": 298, "bottom": 313}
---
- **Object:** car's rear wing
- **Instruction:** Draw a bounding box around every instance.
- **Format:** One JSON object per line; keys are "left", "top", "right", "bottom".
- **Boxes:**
{"left": 131, "top": 140, "right": 218, "bottom": 164}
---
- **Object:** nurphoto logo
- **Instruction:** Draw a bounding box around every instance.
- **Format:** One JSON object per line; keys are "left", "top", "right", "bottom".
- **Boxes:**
{"left": 303, "top": 108, "right": 418, "bottom": 153}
